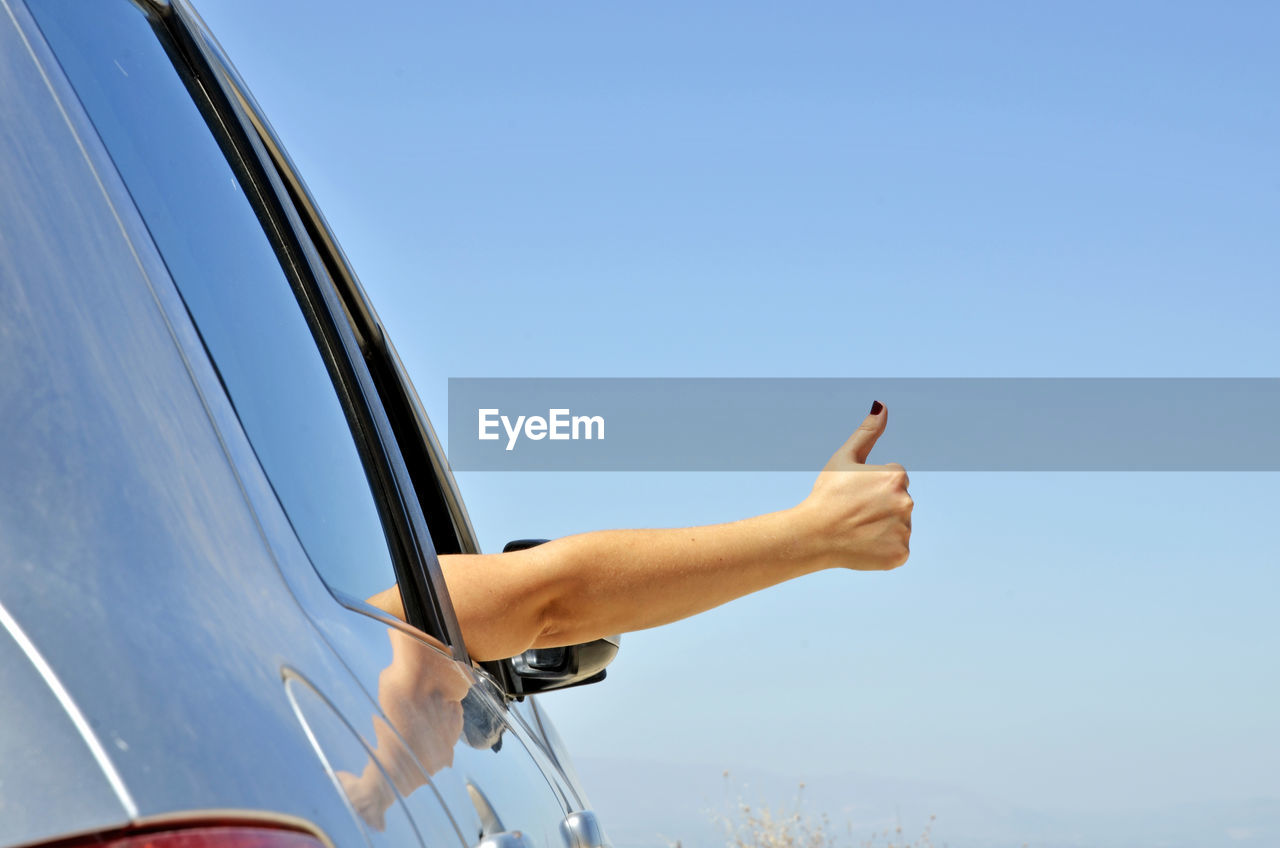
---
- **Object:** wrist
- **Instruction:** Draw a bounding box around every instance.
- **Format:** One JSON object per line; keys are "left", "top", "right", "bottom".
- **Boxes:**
{"left": 775, "top": 500, "right": 829, "bottom": 574}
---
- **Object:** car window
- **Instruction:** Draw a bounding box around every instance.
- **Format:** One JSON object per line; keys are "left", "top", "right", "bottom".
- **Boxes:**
{"left": 29, "top": 0, "right": 405, "bottom": 611}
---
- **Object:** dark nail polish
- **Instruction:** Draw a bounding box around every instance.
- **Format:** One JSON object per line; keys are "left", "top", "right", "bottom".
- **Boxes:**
{"left": 870, "top": 400, "right": 884, "bottom": 415}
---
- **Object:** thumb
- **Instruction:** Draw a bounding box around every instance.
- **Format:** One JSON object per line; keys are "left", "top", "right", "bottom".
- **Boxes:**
{"left": 839, "top": 400, "right": 887, "bottom": 465}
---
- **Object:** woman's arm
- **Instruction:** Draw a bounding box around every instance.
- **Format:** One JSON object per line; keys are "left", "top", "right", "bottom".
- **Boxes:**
{"left": 377, "top": 402, "right": 912, "bottom": 662}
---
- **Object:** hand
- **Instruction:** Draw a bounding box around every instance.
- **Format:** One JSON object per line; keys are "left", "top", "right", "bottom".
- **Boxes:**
{"left": 794, "top": 401, "right": 913, "bottom": 571}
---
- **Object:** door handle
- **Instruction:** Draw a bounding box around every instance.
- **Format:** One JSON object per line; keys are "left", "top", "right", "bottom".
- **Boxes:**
{"left": 560, "top": 811, "right": 609, "bottom": 848}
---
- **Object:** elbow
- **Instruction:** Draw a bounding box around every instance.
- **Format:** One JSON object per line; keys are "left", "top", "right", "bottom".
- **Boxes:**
{"left": 525, "top": 552, "right": 599, "bottom": 651}
{"left": 528, "top": 588, "right": 576, "bottom": 651}
{"left": 465, "top": 595, "right": 566, "bottom": 662}
{"left": 514, "top": 539, "right": 591, "bottom": 652}
{"left": 452, "top": 541, "right": 591, "bottom": 660}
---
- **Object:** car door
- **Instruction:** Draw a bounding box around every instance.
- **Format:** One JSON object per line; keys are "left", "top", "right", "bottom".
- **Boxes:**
{"left": 23, "top": 1, "right": 583, "bottom": 845}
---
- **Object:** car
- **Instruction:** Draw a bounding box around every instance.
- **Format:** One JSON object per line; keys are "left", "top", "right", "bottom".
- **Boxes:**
{"left": 0, "top": 1, "right": 616, "bottom": 847}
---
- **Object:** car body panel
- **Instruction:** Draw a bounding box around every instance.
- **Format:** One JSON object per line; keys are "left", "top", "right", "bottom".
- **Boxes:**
{"left": 0, "top": 1, "right": 602, "bottom": 846}
{"left": 0, "top": 0, "right": 433, "bottom": 842}
{"left": 0, "top": 610, "right": 129, "bottom": 845}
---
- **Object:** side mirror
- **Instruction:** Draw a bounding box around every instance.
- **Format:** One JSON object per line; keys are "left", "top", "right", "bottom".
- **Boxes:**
{"left": 502, "top": 539, "right": 621, "bottom": 696}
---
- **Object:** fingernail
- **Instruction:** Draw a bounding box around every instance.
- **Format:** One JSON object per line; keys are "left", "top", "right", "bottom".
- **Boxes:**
{"left": 869, "top": 400, "right": 884, "bottom": 415}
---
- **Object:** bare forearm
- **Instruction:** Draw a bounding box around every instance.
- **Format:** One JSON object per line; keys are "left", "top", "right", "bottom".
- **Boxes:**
{"left": 371, "top": 403, "right": 911, "bottom": 663}
{"left": 440, "top": 507, "right": 824, "bottom": 661}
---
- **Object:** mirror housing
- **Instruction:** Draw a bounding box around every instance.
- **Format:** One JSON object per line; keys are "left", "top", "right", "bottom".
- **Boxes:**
{"left": 502, "top": 539, "right": 621, "bottom": 696}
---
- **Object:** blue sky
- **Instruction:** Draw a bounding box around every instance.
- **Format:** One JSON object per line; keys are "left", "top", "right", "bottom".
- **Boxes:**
{"left": 195, "top": 2, "right": 1277, "bottom": 844}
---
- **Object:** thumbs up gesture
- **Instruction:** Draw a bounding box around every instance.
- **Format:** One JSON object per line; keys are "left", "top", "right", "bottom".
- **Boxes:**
{"left": 797, "top": 401, "right": 913, "bottom": 571}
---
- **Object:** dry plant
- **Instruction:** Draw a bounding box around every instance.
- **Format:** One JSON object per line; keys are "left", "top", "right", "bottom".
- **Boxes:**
{"left": 703, "top": 772, "right": 940, "bottom": 848}
{"left": 853, "top": 814, "right": 938, "bottom": 848}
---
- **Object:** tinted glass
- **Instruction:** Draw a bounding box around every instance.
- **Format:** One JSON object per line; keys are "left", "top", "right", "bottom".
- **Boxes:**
{"left": 30, "top": 0, "right": 401, "bottom": 605}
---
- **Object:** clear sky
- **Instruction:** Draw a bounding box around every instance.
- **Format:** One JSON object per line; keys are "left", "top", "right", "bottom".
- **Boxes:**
{"left": 194, "top": 2, "right": 1278, "bottom": 845}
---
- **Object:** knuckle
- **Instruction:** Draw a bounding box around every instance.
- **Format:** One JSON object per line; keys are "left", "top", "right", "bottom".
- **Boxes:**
{"left": 880, "top": 462, "right": 909, "bottom": 488}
